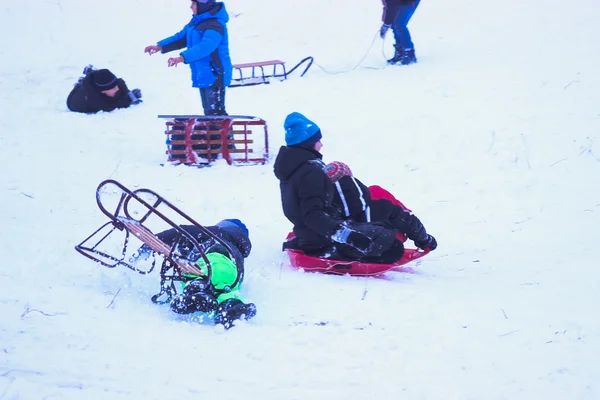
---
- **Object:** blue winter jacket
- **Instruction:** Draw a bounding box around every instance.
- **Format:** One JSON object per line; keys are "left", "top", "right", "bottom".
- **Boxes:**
{"left": 157, "top": 3, "right": 232, "bottom": 88}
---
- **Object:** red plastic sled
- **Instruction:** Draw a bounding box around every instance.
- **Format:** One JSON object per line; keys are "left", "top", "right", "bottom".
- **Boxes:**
{"left": 284, "top": 185, "right": 430, "bottom": 276}
{"left": 284, "top": 233, "right": 429, "bottom": 276}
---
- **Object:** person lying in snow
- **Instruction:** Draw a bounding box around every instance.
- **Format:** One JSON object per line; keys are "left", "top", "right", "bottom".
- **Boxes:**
{"left": 66, "top": 65, "right": 142, "bottom": 114}
{"left": 324, "top": 161, "right": 437, "bottom": 252}
{"left": 274, "top": 112, "right": 405, "bottom": 264}
{"left": 131, "top": 218, "right": 256, "bottom": 330}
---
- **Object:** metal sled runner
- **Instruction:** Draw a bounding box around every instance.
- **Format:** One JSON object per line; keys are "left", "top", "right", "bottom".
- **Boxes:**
{"left": 230, "top": 57, "right": 314, "bottom": 87}
{"left": 158, "top": 115, "right": 269, "bottom": 167}
{"left": 74, "top": 179, "right": 242, "bottom": 304}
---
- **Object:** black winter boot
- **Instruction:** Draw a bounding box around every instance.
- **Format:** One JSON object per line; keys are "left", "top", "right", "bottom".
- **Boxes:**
{"left": 214, "top": 298, "right": 257, "bottom": 330}
{"left": 400, "top": 48, "right": 417, "bottom": 65}
{"left": 170, "top": 280, "right": 218, "bottom": 314}
{"left": 387, "top": 45, "right": 404, "bottom": 65}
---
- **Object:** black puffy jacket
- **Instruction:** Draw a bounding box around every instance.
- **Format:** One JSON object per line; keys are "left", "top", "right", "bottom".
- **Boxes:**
{"left": 273, "top": 146, "right": 341, "bottom": 253}
{"left": 66, "top": 73, "right": 133, "bottom": 113}
{"left": 151, "top": 223, "right": 251, "bottom": 278}
{"left": 332, "top": 175, "right": 430, "bottom": 244}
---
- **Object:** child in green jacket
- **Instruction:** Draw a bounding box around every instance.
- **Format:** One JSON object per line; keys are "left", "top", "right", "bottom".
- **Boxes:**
{"left": 151, "top": 219, "right": 256, "bottom": 329}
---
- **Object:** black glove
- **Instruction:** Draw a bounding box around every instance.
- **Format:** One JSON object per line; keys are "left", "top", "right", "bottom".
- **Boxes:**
{"left": 415, "top": 234, "right": 437, "bottom": 251}
{"left": 331, "top": 226, "right": 373, "bottom": 254}
{"left": 379, "top": 24, "right": 391, "bottom": 39}
{"left": 128, "top": 89, "right": 143, "bottom": 104}
{"left": 128, "top": 245, "right": 152, "bottom": 263}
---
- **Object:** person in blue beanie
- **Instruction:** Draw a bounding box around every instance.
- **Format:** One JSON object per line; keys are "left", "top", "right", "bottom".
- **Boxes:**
{"left": 273, "top": 112, "right": 405, "bottom": 263}
{"left": 131, "top": 218, "right": 256, "bottom": 329}
{"left": 144, "top": 0, "right": 232, "bottom": 116}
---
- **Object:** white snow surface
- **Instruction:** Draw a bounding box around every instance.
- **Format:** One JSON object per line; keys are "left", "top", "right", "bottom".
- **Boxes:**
{"left": 1, "top": 0, "right": 599, "bottom": 399}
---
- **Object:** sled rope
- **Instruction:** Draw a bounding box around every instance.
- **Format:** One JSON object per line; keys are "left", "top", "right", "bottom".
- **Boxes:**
{"left": 314, "top": 30, "right": 387, "bottom": 75}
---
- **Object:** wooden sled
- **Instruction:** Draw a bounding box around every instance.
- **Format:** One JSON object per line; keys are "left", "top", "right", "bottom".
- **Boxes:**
{"left": 157, "top": 115, "right": 269, "bottom": 167}
{"left": 74, "top": 179, "right": 241, "bottom": 304}
{"left": 284, "top": 233, "right": 429, "bottom": 276}
{"left": 230, "top": 57, "right": 314, "bottom": 87}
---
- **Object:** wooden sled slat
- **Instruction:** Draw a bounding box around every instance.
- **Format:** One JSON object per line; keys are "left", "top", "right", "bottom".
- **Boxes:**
{"left": 169, "top": 139, "right": 254, "bottom": 145}
{"left": 168, "top": 149, "right": 254, "bottom": 156}
{"left": 180, "top": 131, "right": 252, "bottom": 138}
{"left": 233, "top": 59, "right": 284, "bottom": 69}
{"left": 161, "top": 115, "right": 269, "bottom": 166}
{"left": 117, "top": 217, "right": 205, "bottom": 277}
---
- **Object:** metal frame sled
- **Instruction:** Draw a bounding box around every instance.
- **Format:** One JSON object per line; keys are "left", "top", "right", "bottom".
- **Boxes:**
{"left": 284, "top": 233, "right": 429, "bottom": 276}
{"left": 230, "top": 57, "right": 314, "bottom": 87}
{"left": 74, "top": 179, "right": 242, "bottom": 304}
{"left": 158, "top": 115, "right": 269, "bottom": 167}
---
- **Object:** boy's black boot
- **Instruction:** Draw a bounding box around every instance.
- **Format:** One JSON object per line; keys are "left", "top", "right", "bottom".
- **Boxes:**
{"left": 214, "top": 298, "right": 257, "bottom": 330}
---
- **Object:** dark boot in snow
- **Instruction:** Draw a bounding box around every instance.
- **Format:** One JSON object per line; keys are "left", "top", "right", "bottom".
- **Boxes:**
{"left": 387, "top": 45, "right": 404, "bottom": 65}
{"left": 400, "top": 48, "right": 417, "bottom": 65}
{"left": 170, "top": 280, "right": 218, "bottom": 314}
{"left": 214, "top": 298, "right": 257, "bottom": 330}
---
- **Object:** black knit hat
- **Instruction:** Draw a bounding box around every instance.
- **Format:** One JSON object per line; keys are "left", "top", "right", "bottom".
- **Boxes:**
{"left": 193, "top": 0, "right": 216, "bottom": 13}
{"left": 92, "top": 69, "right": 118, "bottom": 91}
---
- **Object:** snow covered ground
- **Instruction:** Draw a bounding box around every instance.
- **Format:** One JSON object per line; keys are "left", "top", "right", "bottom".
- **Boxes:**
{"left": 1, "top": 0, "right": 599, "bottom": 398}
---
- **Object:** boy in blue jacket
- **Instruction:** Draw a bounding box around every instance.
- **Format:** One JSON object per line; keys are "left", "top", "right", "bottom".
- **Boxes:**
{"left": 144, "top": 0, "right": 232, "bottom": 115}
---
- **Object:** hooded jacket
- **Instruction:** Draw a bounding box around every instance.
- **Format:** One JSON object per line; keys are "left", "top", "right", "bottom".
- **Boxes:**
{"left": 273, "top": 146, "right": 341, "bottom": 253}
{"left": 66, "top": 74, "right": 133, "bottom": 113}
{"left": 332, "top": 176, "right": 430, "bottom": 245}
{"left": 157, "top": 2, "right": 232, "bottom": 88}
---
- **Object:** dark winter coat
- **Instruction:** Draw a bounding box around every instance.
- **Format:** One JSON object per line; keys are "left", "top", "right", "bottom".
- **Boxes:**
{"left": 382, "top": 0, "right": 419, "bottom": 25}
{"left": 331, "top": 175, "right": 372, "bottom": 222}
{"left": 332, "top": 175, "right": 430, "bottom": 244}
{"left": 158, "top": 3, "right": 232, "bottom": 88}
{"left": 273, "top": 146, "right": 341, "bottom": 254}
{"left": 153, "top": 223, "right": 251, "bottom": 270}
{"left": 66, "top": 74, "right": 133, "bottom": 113}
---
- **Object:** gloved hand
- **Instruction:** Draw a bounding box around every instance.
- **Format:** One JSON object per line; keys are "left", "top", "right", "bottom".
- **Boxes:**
{"left": 379, "top": 24, "right": 391, "bottom": 39}
{"left": 414, "top": 234, "right": 437, "bottom": 251}
{"left": 144, "top": 44, "right": 162, "bottom": 55}
{"left": 128, "top": 89, "right": 143, "bottom": 104}
{"left": 83, "top": 64, "right": 95, "bottom": 75}
{"left": 331, "top": 226, "right": 373, "bottom": 254}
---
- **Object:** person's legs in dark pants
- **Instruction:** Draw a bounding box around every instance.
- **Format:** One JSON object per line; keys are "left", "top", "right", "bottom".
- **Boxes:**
{"left": 199, "top": 83, "right": 232, "bottom": 154}
{"left": 390, "top": 0, "right": 420, "bottom": 65}
{"left": 199, "top": 84, "right": 227, "bottom": 116}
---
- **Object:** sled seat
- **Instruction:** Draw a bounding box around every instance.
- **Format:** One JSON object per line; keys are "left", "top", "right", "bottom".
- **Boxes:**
{"left": 231, "top": 60, "right": 286, "bottom": 87}
{"left": 117, "top": 217, "right": 205, "bottom": 277}
{"left": 284, "top": 232, "right": 429, "bottom": 276}
{"left": 168, "top": 129, "right": 255, "bottom": 156}
{"left": 158, "top": 115, "right": 269, "bottom": 166}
